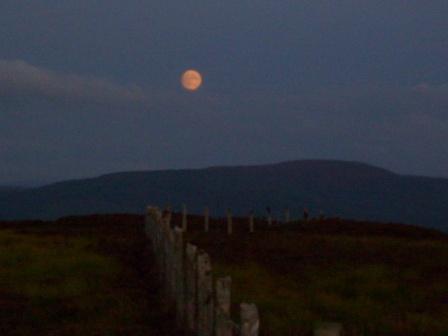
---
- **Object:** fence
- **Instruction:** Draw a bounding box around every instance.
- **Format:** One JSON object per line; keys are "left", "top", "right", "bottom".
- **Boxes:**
{"left": 145, "top": 205, "right": 343, "bottom": 336}
{"left": 145, "top": 206, "right": 260, "bottom": 336}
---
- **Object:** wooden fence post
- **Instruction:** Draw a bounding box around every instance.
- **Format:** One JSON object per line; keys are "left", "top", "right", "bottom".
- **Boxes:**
{"left": 215, "top": 276, "right": 233, "bottom": 336}
{"left": 165, "top": 223, "right": 176, "bottom": 299}
{"left": 154, "top": 207, "right": 162, "bottom": 222}
{"left": 186, "top": 243, "right": 198, "bottom": 332}
{"left": 174, "top": 227, "right": 185, "bottom": 326}
{"left": 160, "top": 216, "right": 171, "bottom": 285}
{"left": 204, "top": 207, "right": 210, "bottom": 232}
{"left": 303, "top": 207, "right": 309, "bottom": 222}
{"left": 267, "top": 215, "right": 272, "bottom": 227}
{"left": 182, "top": 203, "right": 188, "bottom": 231}
{"left": 165, "top": 207, "right": 172, "bottom": 227}
{"left": 249, "top": 211, "right": 255, "bottom": 233}
{"left": 241, "top": 303, "right": 259, "bottom": 336}
{"left": 197, "top": 251, "right": 214, "bottom": 336}
{"left": 226, "top": 209, "right": 233, "bottom": 235}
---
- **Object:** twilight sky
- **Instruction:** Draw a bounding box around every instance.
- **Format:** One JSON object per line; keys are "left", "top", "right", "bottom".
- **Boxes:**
{"left": 1, "top": 1, "right": 447, "bottom": 184}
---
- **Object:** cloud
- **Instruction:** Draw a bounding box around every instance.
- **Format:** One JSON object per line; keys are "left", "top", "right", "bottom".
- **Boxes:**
{"left": 0, "top": 59, "right": 148, "bottom": 105}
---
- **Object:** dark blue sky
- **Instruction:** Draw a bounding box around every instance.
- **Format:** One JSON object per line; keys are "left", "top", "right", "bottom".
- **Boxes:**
{"left": 1, "top": 1, "right": 447, "bottom": 184}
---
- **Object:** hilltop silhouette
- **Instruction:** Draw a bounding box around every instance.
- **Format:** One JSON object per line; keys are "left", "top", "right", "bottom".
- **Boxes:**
{"left": 0, "top": 160, "right": 447, "bottom": 231}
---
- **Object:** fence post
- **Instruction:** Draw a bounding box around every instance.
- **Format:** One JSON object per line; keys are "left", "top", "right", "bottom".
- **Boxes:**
{"left": 165, "top": 206, "right": 172, "bottom": 227}
{"left": 241, "top": 303, "right": 260, "bottom": 336}
{"left": 303, "top": 207, "right": 309, "bottom": 222}
{"left": 186, "top": 243, "right": 198, "bottom": 332}
{"left": 146, "top": 206, "right": 160, "bottom": 256}
{"left": 174, "top": 227, "right": 185, "bottom": 326}
{"left": 249, "top": 211, "right": 255, "bottom": 233}
{"left": 160, "top": 216, "right": 171, "bottom": 285}
{"left": 215, "top": 276, "right": 233, "bottom": 336}
{"left": 197, "top": 251, "right": 214, "bottom": 336}
{"left": 182, "top": 203, "right": 188, "bottom": 231}
{"left": 266, "top": 207, "right": 272, "bottom": 227}
{"left": 314, "top": 322, "right": 342, "bottom": 336}
{"left": 153, "top": 207, "right": 162, "bottom": 222}
{"left": 204, "top": 207, "right": 210, "bottom": 232}
{"left": 165, "top": 223, "right": 176, "bottom": 299}
{"left": 227, "top": 209, "right": 233, "bottom": 235}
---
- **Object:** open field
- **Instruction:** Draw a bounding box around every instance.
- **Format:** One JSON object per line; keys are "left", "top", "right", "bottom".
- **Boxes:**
{"left": 0, "top": 215, "right": 180, "bottom": 336}
{"left": 181, "top": 214, "right": 448, "bottom": 335}
{"left": 2, "top": 213, "right": 448, "bottom": 335}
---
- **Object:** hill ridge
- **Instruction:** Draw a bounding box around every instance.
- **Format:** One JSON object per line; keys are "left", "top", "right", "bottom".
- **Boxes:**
{"left": 0, "top": 159, "right": 446, "bottom": 231}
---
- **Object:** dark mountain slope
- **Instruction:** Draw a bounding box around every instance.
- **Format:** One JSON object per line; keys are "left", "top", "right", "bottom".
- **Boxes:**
{"left": 0, "top": 160, "right": 446, "bottom": 231}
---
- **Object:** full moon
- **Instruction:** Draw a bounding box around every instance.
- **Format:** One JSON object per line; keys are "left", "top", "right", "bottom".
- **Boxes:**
{"left": 181, "top": 69, "right": 202, "bottom": 91}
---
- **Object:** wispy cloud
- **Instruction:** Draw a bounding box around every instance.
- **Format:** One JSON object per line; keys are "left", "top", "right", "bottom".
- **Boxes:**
{"left": 0, "top": 59, "right": 148, "bottom": 105}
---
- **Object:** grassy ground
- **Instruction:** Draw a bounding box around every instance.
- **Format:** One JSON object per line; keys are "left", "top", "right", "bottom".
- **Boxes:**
{"left": 2, "top": 213, "right": 447, "bottom": 335}
{"left": 181, "top": 215, "right": 448, "bottom": 336}
{"left": 0, "top": 215, "right": 180, "bottom": 336}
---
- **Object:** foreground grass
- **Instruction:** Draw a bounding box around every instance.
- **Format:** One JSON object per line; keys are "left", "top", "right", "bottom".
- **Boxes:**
{"left": 0, "top": 215, "right": 178, "bottom": 336}
{"left": 0, "top": 230, "right": 134, "bottom": 335}
{"left": 189, "top": 221, "right": 448, "bottom": 336}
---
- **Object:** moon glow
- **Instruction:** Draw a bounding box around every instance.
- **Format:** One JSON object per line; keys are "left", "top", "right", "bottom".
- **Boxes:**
{"left": 181, "top": 69, "right": 202, "bottom": 91}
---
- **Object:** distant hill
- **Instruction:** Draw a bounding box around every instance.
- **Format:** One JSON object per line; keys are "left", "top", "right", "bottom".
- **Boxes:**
{"left": 0, "top": 186, "right": 24, "bottom": 192}
{"left": 0, "top": 160, "right": 447, "bottom": 231}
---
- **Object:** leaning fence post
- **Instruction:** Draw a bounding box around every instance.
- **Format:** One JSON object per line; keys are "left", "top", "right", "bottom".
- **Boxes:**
{"left": 249, "top": 211, "right": 255, "bottom": 233}
{"left": 182, "top": 203, "right": 188, "bottom": 231}
{"left": 197, "top": 251, "right": 214, "bottom": 336}
{"left": 204, "top": 207, "right": 210, "bottom": 232}
{"left": 226, "top": 209, "right": 233, "bottom": 235}
{"left": 186, "top": 244, "right": 198, "bottom": 332}
{"left": 241, "top": 303, "right": 260, "bottom": 336}
{"left": 215, "top": 276, "right": 233, "bottom": 336}
{"left": 174, "top": 227, "right": 185, "bottom": 326}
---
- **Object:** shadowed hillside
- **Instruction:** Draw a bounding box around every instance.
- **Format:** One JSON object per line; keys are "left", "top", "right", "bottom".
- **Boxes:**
{"left": 0, "top": 160, "right": 447, "bottom": 231}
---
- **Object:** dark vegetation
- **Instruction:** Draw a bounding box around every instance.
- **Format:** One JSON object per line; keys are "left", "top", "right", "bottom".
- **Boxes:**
{"left": 1, "top": 160, "right": 448, "bottom": 231}
{"left": 0, "top": 214, "right": 181, "bottom": 336}
{"left": 181, "top": 214, "right": 448, "bottom": 335}
{"left": 2, "top": 212, "right": 447, "bottom": 335}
